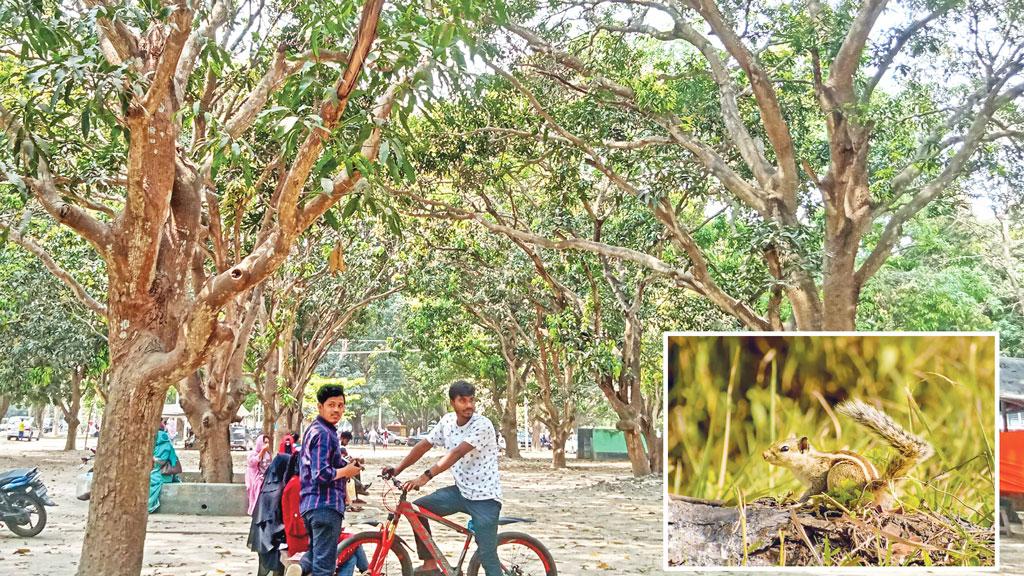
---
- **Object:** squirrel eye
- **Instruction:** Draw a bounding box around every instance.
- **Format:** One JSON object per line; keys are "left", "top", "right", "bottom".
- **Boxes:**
{"left": 779, "top": 445, "right": 790, "bottom": 452}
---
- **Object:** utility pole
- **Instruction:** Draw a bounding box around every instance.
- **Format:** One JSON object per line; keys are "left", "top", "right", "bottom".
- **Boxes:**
{"left": 523, "top": 396, "right": 530, "bottom": 451}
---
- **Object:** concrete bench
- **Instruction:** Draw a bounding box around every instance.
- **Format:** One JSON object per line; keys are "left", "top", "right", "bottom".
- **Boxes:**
{"left": 178, "top": 471, "right": 245, "bottom": 483}
{"left": 154, "top": 482, "right": 248, "bottom": 516}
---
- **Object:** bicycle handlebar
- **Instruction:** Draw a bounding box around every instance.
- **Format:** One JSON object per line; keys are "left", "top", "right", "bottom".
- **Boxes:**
{"left": 379, "top": 473, "right": 405, "bottom": 490}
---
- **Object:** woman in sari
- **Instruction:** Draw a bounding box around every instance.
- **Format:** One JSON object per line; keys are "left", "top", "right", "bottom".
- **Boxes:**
{"left": 148, "top": 428, "right": 180, "bottom": 513}
{"left": 246, "top": 434, "right": 272, "bottom": 514}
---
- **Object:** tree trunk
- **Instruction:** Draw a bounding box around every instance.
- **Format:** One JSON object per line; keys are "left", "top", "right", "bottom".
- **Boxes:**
{"left": 501, "top": 412, "right": 520, "bottom": 459}
{"left": 277, "top": 406, "right": 300, "bottom": 443}
{"left": 820, "top": 135, "right": 870, "bottom": 332}
{"left": 289, "top": 406, "right": 304, "bottom": 435}
{"left": 32, "top": 404, "right": 45, "bottom": 438}
{"left": 0, "top": 395, "right": 9, "bottom": 421}
{"left": 77, "top": 365, "right": 165, "bottom": 576}
{"left": 64, "top": 369, "right": 83, "bottom": 451}
{"left": 185, "top": 410, "right": 234, "bottom": 483}
{"left": 261, "top": 345, "right": 284, "bottom": 444}
{"left": 550, "top": 427, "right": 570, "bottom": 468}
{"left": 262, "top": 403, "right": 277, "bottom": 441}
{"left": 642, "top": 425, "right": 663, "bottom": 474}
{"left": 351, "top": 413, "right": 365, "bottom": 439}
{"left": 623, "top": 428, "right": 652, "bottom": 476}
{"left": 821, "top": 238, "right": 860, "bottom": 331}
{"left": 65, "top": 416, "right": 81, "bottom": 451}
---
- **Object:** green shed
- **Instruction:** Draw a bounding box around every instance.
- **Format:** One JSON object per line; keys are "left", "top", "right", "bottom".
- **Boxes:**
{"left": 577, "top": 427, "right": 647, "bottom": 460}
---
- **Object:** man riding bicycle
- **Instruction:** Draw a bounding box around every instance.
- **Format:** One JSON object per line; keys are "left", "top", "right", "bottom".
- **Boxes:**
{"left": 383, "top": 380, "right": 502, "bottom": 576}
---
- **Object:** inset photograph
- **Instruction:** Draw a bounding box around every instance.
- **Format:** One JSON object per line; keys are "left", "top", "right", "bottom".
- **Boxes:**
{"left": 665, "top": 333, "right": 997, "bottom": 569}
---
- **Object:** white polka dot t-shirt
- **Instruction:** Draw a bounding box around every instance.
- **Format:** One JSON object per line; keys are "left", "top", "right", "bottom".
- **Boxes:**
{"left": 428, "top": 413, "right": 502, "bottom": 502}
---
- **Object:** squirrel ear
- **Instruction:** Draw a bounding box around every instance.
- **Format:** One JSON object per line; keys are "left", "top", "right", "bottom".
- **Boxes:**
{"left": 798, "top": 436, "right": 809, "bottom": 453}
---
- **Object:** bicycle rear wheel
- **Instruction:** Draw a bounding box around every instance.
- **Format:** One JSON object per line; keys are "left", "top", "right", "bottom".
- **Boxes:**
{"left": 467, "top": 531, "right": 556, "bottom": 576}
{"left": 337, "top": 530, "right": 413, "bottom": 576}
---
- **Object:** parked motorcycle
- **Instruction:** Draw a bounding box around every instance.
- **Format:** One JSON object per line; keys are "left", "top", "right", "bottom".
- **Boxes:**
{"left": 0, "top": 467, "right": 56, "bottom": 537}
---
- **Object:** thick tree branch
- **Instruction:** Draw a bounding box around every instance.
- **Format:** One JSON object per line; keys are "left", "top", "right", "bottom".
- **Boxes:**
{"left": 152, "top": 0, "right": 387, "bottom": 382}
{"left": 142, "top": 5, "right": 195, "bottom": 115}
{"left": 221, "top": 48, "right": 349, "bottom": 140}
{"left": 856, "top": 81, "right": 1024, "bottom": 286}
{"left": 499, "top": 23, "right": 767, "bottom": 215}
{"left": 594, "top": 6, "right": 775, "bottom": 188}
{"left": 174, "top": 0, "right": 236, "bottom": 101}
{"left": 82, "top": 0, "right": 140, "bottom": 65}
{"left": 298, "top": 60, "right": 427, "bottom": 231}
{"left": 274, "top": 0, "right": 385, "bottom": 234}
{"left": 829, "top": 0, "right": 889, "bottom": 105}
{"left": 1, "top": 103, "right": 115, "bottom": 252}
{"left": 680, "top": 0, "right": 798, "bottom": 204}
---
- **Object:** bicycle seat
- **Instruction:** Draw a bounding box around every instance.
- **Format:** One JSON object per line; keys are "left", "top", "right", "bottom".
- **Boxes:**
{"left": 497, "top": 516, "right": 534, "bottom": 525}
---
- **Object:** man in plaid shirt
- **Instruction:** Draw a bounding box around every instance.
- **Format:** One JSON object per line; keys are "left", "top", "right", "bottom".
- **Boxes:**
{"left": 286, "top": 385, "right": 362, "bottom": 576}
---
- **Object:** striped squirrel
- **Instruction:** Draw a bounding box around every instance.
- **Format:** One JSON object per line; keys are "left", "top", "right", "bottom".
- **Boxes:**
{"left": 762, "top": 399, "right": 934, "bottom": 506}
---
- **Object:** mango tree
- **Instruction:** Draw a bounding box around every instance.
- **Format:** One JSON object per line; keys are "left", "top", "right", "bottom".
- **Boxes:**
{"left": 0, "top": 0, "right": 465, "bottom": 570}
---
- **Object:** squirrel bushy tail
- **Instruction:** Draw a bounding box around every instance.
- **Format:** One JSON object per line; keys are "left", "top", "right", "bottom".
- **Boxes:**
{"left": 836, "top": 399, "right": 934, "bottom": 481}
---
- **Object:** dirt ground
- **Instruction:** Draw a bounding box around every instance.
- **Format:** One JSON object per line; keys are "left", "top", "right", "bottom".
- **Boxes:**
{"left": 1, "top": 436, "right": 1018, "bottom": 576}
{"left": 0, "top": 436, "right": 665, "bottom": 575}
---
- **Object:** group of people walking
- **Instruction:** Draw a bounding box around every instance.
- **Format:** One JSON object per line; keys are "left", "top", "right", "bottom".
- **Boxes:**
{"left": 244, "top": 379, "right": 504, "bottom": 576}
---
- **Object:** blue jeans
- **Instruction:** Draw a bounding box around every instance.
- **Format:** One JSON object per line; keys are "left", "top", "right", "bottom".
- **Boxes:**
{"left": 301, "top": 507, "right": 343, "bottom": 576}
{"left": 414, "top": 485, "right": 502, "bottom": 576}
{"left": 337, "top": 545, "right": 368, "bottom": 576}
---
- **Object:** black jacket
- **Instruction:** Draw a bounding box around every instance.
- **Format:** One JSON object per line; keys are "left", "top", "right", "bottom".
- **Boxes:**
{"left": 247, "top": 453, "right": 293, "bottom": 572}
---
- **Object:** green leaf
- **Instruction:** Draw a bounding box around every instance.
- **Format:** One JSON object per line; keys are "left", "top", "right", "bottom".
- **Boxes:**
{"left": 494, "top": 0, "right": 508, "bottom": 24}
{"left": 386, "top": 211, "right": 402, "bottom": 235}
{"left": 401, "top": 157, "right": 416, "bottom": 182}
{"left": 440, "top": 22, "right": 455, "bottom": 47}
{"left": 278, "top": 116, "right": 299, "bottom": 135}
{"left": 342, "top": 195, "right": 360, "bottom": 218}
{"left": 80, "top": 106, "right": 90, "bottom": 138}
{"left": 324, "top": 208, "right": 341, "bottom": 230}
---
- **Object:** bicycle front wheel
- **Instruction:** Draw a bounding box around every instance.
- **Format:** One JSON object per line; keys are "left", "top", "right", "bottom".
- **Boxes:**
{"left": 467, "top": 531, "right": 557, "bottom": 576}
{"left": 338, "top": 530, "right": 413, "bottom": 576}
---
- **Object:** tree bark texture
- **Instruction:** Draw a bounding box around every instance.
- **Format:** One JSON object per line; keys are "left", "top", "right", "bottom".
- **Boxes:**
{"left": 77, "top": 365, "right": 166, "bottom": 576}
{"left": 62, "top": 368, "right": 84, "bottom": 451}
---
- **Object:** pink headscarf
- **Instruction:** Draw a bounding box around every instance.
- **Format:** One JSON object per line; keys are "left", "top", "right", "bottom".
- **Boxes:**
{"left": 252, "top": 434, "right": 268, "bottom": 456}
{"left": 245, "top": 434, "right": 271, "bottom": 515}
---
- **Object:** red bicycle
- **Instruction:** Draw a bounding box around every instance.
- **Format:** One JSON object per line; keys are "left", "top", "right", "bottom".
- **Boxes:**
{"left": 336, "top": 475, "right": 556, "bottom": 576}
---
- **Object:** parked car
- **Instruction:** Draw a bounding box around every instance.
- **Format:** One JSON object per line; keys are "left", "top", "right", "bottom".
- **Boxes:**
{"left": 517, "top": 431, "right": 530, "bottom": 448}
{"left": 229, "top": 426, "right": 248, "bottom": 451}
{"left": 6, "top": 426, "right": 39, "bottom": 441}
{"left": 406, "top": 432, "right": 430, "bottom": 446}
